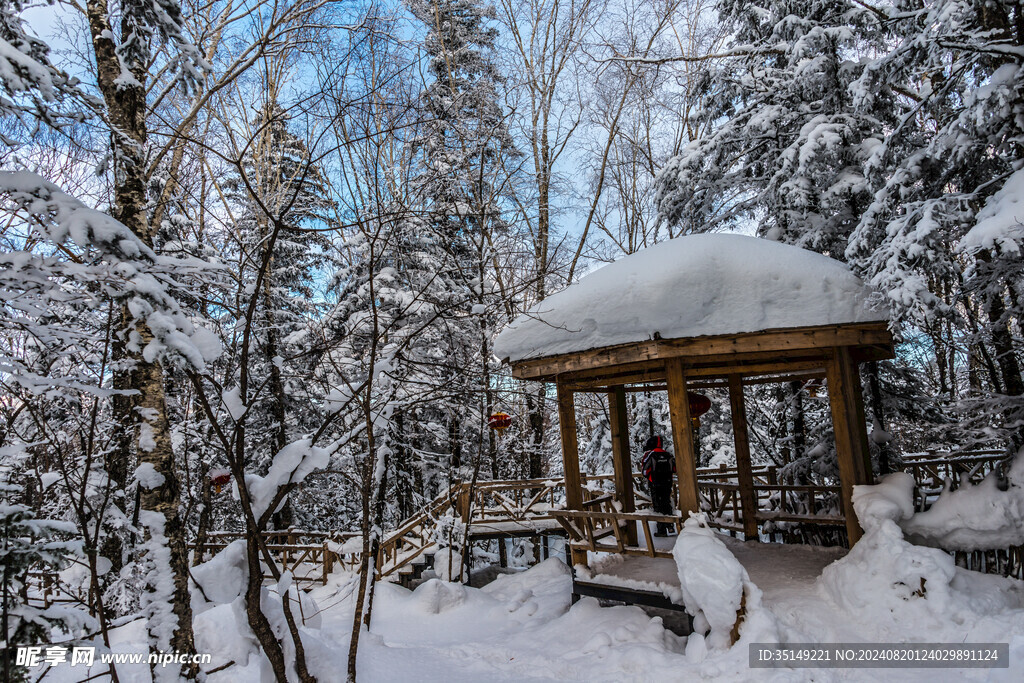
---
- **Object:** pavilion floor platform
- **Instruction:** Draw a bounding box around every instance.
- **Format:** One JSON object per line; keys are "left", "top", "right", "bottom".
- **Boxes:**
{"left": 467, "top": 518, "right": 566, "bottom": 541}
{"left": 573, "top": 525, "right": 848, "bottom": 618}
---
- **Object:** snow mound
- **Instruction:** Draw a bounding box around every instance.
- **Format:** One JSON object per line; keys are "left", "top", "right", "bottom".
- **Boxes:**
{"left": 901, "top": 453, "right": 1024, "bottom": 551}
{"left": 820, "top": 474, "right": 1024, "bottom": 643}
{"left": 672, "top": 513, "right": 778, "bottom": 654}
{"left": 851, "top": 471, "right": 915, "bottom": 532}
{"left": 411, "top": 579, "right": 468, "bottom": 615}
{"left": 494, "top": 233, "right": 884, "bottom": 362}
{"left": 191, "top": 539, "right": 248, "bottom": 609}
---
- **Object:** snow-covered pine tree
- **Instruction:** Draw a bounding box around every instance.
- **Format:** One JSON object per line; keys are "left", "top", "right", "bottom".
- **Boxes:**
{"left": 845, "top": 0, "right": 1024, "bottom": 452}
{"left": 655, "top": 0, "right": 892, "bottom": 255}
{"left": 223, "top": 100, "right": 333, "bottom": 522}
{"left": 407, "top": 0, "right": 519, "bottom": 483}
{"left": 0, "top": 0, "right": 82, "bottom": 140}
{"left": 0, "top": 487, "right": 87, "bottom": 682}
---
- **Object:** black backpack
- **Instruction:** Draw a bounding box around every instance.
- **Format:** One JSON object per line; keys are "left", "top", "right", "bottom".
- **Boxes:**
{"left": 651, "top": 450, "right": 673, "bottom": 478}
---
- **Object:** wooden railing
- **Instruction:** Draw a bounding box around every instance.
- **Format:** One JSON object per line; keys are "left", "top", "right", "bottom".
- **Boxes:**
{"left": 470, "top": 478, "right": 565, "bottom": 525}
{"left": 191, "top": 530, "right": 361, "bottom": 585}
{"left": 186, "top": 449, "right": 1015, "bottom": 585}
{"left": 24, "top": 570, "right": 89, "bottom": 609}
{"left": 376, "top": 477, "right": 570, "bottom": 580}
{"left": 902, "top": 450, "right": 1004, "bottom": 484}
{"left": 375, "top": 485, "right": 459, "bottom": 580}
{"left": 953, "top": 545, "right": 1024, "bottom": 580}
{"left": 552, "top": 492, "right": 682, "bottom": 560}
{"left": 903, "top": 451, "right": 1005, "bottom": 511}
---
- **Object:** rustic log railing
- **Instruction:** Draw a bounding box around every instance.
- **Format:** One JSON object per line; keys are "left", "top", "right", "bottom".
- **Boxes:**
{"left": 552, "top": 490, "right": 682, "bottom": 560}
{"left": 24, "top": 570, "right": 89, "bottom": 609}
{"left": 375, "top": 484, "right": 459, "bottom": 581}
{"left": 953, "top": 546, "right": 1023, "bottom": 580}
{"left": 902, "top": 450, "right": 1004, "bottom": 485}
{"left": 178, "top": 449, "right": 1016, "bottom": 587}
{"left": 191, "top": 530, "right": 361, "bottom": 585}
{"left": 376, "top": 477, "right": 570, "bottom": 580}
{"left": 469, "top": 478, "right": 565, "bottom": 526}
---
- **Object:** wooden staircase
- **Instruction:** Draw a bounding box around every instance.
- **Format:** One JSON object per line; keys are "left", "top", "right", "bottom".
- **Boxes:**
{"left": 375, "top": 478, "right": 569, "bottom": 582}
{"left": 375, "top": 484, "right": 460, "bottom": 583}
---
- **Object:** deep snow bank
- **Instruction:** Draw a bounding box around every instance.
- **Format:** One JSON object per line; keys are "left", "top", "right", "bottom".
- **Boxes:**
{"left": 901, "top": 454, "right": 1024, "bottom": 551}
{"left": 818, "top": 474, "right": 1024, "bottom": 651}
{"left": 673, "top": 514, "right": 780, "bottom": 658}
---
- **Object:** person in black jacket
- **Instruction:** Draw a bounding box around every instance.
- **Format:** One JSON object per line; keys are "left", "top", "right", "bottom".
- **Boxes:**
{"left": 639, "top": 435, "right": 676, "bottom": 536}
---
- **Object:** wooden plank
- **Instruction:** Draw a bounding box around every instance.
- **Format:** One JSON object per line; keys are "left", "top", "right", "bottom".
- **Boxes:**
{"left": 557, "top": 362, "right": 667, "bottom": 389}
{"left": 557, "top": 383, "right": 589, "bottom": 567}
{"left": 684, "top": 359, "right": 827, "bottom": 378}
{"left": 826, "top": 347, "right": 873, "bottom": 545}
{"left": 754, "top": 511, "right": 846, "bottom": 525}
{"left": 572, "top": 579, "right": 692, "bottom": 616}
{"left": 728, "top": 375, "right": 760, "bottom": 542}
{"left": 551, "top": 510, "right": 683, "bottom": 523}
{"left": 609, "top": 386, "right": 637, "bottom": 545}
{"left": 557, "top": 357, "right": 830, "bottom": 389}
{"left": 572, "top": 371, "right": 827, "bottom": 393}
{"left": 510, "top": 322, "right": 892, "bottom": 380}
{"left": 666, "top": 358, "right": 700, "bottom": 514}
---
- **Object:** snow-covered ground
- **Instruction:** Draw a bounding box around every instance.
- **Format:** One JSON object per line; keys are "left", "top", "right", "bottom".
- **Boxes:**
{"left": 34, "top": 476, "right": 1024, "bottom": 682}
{"left": 42, "top": 521, "right": 1024, "bottom": 682}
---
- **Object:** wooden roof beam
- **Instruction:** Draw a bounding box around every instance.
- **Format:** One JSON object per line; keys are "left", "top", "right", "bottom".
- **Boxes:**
{"left": 510, "top": 322, "right": 893, "bottom": 381}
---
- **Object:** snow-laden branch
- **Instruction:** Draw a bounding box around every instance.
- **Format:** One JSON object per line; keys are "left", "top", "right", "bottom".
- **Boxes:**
{"left": 598, "top": 44, "right": 787, "bottom": 65}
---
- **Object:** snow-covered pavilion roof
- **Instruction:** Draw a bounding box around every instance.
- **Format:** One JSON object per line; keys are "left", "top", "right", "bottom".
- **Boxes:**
{"left": 494, "top": 234, "right": 886, "bottom": 363}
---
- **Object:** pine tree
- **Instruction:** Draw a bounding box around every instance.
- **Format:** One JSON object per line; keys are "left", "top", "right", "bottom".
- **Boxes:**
{"left": 406, "top": 0, "right": 518, "bottom": 483}
{"left": 224, "top": 102, "right": 333, "bottom": 498}
{"left": 846, "top": 0, "right": 1024, "bottom": 450}
{"left": 0, "top": 486, "right": 86, "bottom": 682}
{"left": 655, "top": 0, "right": 892, "bottom": 255}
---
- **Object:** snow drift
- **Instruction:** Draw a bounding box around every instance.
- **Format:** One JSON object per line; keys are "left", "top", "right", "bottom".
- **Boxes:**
{"left": 901, "top": 454, "right": 1024, "bottom": 551}
{"left": 672, "top": 513, "right": 779, "bottom": 658}
{"left": 493, "top": 233, "right": 884, "bottom": 362}
{"left": 819, "top": 474, "right": 1024, "bottom": 649}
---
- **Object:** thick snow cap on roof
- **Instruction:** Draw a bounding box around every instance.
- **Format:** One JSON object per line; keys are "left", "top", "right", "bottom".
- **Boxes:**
{"left": 494, "top": 234, "right": 886, "bottom": 363}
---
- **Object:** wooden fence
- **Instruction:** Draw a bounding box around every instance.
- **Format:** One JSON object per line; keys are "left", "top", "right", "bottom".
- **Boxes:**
{"left": 191, "top": 530, "right": 361, "bottom": 586}
{"left": 24, "top": 570, "right": 88, "bottom": 610}
{"left": 30, "top": 449, "right": 1010, "bottom": 600}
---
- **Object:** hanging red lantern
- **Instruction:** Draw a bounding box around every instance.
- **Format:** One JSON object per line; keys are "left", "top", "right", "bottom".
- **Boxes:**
{"left": 488, "top": 412, "right": 512, "bottom": 432}
{"left": 687, "top": 392, "right": 711, "bottom": 428}
{"left": 210, "top": 469, "right": 232, "bottom": 494}
{"left": 804, "top": 378, "right": 825, "bottom": 398}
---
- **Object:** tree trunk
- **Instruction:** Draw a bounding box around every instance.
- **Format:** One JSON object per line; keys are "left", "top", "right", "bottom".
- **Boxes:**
{"left": 244, "top": 519, "right": 291, "bottom": 682}
{"left": 790, "top": 381, "right": 807, "bottom": 485}
{"left": 86, "top": 0, "right": 196, "bottom": 667}
{"left": 866, "top": 362, "right": 896, "bottom": 475}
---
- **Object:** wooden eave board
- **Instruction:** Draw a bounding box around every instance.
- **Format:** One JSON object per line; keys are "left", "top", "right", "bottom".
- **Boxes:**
{"left": 509, "top": 322, "right": 893, "bottom": 383}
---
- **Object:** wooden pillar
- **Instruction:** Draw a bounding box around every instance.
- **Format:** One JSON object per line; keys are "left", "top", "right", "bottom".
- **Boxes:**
{"left": 608, "top": 386, "right": 637, "bottom": 545}
{"left": 728, "top": 375, "right": 760, "bottom": 542}
{"left": 557, "top": 383, "right": 588, "bottom": 567}
{"left": 826, "top": 347, "right": 873, "bottom": 545}
{"left": 666, "top": 358, "right": 700, "bottom": 514}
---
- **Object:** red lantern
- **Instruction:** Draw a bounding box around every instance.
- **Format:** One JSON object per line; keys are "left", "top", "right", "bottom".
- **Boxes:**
{"left": 687, "top": 392, "right": 711, "bottom": 428}
{"left": 488, "top": 412, "right": 512, "bottom": 432}
{"left": 210, "top": 469, "right": 232, "bottom": 494}
{"left": 804, "top": 378, "right": 825, "bottom": 398}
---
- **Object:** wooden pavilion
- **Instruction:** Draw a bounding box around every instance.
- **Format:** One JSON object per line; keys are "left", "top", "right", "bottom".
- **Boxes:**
{"left": 494, "top": 235, "right": 895, "bottom": 569}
